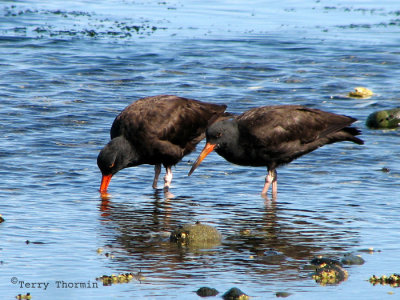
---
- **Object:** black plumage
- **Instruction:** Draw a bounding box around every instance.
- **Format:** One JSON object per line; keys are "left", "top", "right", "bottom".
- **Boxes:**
{"left": 189, "top": 105, "right": 364, "bottom": 199}
{"left": 97, "top": 95, "right": 227, "bottom": 193}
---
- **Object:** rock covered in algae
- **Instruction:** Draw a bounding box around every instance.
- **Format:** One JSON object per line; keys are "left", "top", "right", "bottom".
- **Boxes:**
{"left": 369, "top": 274, "right": 400, "bottom": 287}
{"left": 170, "top": 222, "right": 221, "bottom": 248}
{"left": 348, "top": 87, "right": 373, "bottom": 98}
{"left": 96, "top": 271, "right": 144, "bottom": 286}
{"left": 222, "top": 287, "right": 249, "bottom": 300}
{"left": 312, "top": 264, "right": 348, "bottom": 285}
{"left": 16, "top": 294, "right": 31, "bottom": 300}
{"left": 366, "top": 108, "right": 400, "bottom": 129}
{"left": 196, "top": 287, "right": 219, "bottom": 297}
{"left": 310, "top": 257, "right": 348, "bottom": 285}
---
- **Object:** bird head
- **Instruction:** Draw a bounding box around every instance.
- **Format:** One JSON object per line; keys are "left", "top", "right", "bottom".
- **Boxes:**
{"left": 205, "top": 119, "right": 236, "bottom": 147}
{"left": 188, "top": 118, "right": 237, "bottom": 176}
{"left": 97, "top": 136, "right": 136, "bottom": 193}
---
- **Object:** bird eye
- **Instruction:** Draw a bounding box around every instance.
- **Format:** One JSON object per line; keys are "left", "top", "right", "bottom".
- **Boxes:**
{"left": 216, "top": 132, "right": 222, "bottom": 138}
{"left": 109, "top": 163, "right": 115, "bottom": 168}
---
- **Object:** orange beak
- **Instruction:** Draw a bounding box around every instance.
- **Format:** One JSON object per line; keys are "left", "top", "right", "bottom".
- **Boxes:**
{"left": 188, "top": 143, "right": 216, "bottom": 176}
{"left": 100, "top": 174, "right": 112, "bottom": 193}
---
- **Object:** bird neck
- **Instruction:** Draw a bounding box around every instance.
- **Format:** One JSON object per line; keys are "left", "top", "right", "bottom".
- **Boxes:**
{"left": 112, "top": 136, "right": 141, "bottom": 167}
{"left": 215, "top": 126, "right": 246, "bottom": 164}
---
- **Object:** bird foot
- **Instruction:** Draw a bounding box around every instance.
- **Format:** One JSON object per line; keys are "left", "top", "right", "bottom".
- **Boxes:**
{"left": 163, "top": 187, "right": 175, "bottom": 199}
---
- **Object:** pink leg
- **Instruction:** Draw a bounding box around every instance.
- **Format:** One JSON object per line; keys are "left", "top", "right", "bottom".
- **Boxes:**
{"left": 163, "top": 166, "right": 173, "bottom": 189}
{"left": 271, "top": 170, "right": 278, "bottom": 199}
{"left": 152, "top": 164, "right": 161, "bottom": 189}
{"left": 261, "top": 169, "right": 277, "bottom": 199}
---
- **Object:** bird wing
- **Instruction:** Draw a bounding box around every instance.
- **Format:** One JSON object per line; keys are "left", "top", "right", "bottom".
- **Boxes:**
{"left": 238, "top": 105, "right": 356, "bottom": 149}
{"left": 111, "top": 95, "right": 227, "bottom": 163}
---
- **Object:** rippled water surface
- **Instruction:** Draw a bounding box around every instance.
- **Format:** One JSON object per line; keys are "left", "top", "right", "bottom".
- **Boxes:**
{"left": 1, "top": 0, "right": 400, "bottom": 299}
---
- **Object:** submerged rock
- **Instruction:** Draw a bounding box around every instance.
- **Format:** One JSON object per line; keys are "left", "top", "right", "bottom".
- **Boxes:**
{"left": 257, "top": 249, "right": 286, "bottom": 264}
{"left": 170, "top": 222, "right": 221, "bottom": 249}
{"left": 310, "top": 257, "right": 341, "bottom": 267}
{"left": 276, "top": 291, "right": 292, "bottom": 298}
{"left": 222, "top": 287, "right": 249, "bottom": 300}
{"left": 196, "top": 287, "right": 219, "bottom": 297}
{"left": 366, "top": 108, "right": 400, "bottom": 129}
{"left": 358, "top": 247, "right": 381, "bottom": 254}
{"left": 341, "top": 253, "right": 365, "bottom": 265}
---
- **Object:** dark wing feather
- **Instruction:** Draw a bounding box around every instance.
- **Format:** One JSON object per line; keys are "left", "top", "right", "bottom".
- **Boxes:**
{"left": 111, "top": 95, "right": 226, "bottom": 165}
{"left": 237, "top": 105, "right": 361, "bottom": 168}
{"left": 238, "top": 105, "right": 356, "bottom": 145}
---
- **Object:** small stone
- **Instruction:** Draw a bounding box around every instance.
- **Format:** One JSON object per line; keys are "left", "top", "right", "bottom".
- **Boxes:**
{"left": 341, "top": 253, "right": 365, "bottom": 265}
{"left": 276, "top": 291, "right": 292, "bottom": 297}
{"left": 310, "top": 257, "right": 341, "bottom": 267}
{"left": 348, "top": 87, "right": 373, "bottom": 98}
{"left": 196, "top": 287, "right": 219, "bottom": 297}
{"left": 222, "top": 287, "right": 249, "bottom": 300}
{"left": 239, "top": 229, "right": 251, "bottom": 236}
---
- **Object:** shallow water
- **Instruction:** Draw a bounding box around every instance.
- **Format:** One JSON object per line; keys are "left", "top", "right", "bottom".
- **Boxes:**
{"left": 1, "top": 0, "right": 400, "bottom": 299}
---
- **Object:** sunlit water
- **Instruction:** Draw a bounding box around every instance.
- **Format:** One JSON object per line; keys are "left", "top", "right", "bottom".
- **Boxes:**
{"left": 1, "top": 0, "right": 400, "bottom": 299}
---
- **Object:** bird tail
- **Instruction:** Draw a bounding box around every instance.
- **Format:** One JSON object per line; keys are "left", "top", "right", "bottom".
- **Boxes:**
{"left": 343, "top": 127, "right": 364, "bottom": 145}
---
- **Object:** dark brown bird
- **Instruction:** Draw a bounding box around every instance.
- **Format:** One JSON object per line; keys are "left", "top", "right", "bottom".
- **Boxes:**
{"left": 97, "top": 95, "right": 227, "bottom": 193}
{"left": 189, "top": 105, "right": 364, "bottom": 199}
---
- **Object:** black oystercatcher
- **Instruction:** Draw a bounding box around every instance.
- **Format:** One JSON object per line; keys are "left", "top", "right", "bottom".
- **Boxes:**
{"left": 188, "top": 105, "right": 364, "bottom": 199}
{"left": 97, "top": 95, "right": 227, "bottom": 193}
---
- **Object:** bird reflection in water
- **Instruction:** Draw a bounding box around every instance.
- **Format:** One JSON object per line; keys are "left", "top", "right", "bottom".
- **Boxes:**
{"left": 96, "top": 191, "right": 360, "bottom": 282}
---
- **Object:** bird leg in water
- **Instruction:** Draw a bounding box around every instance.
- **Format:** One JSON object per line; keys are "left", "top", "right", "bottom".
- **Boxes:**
{"left": 163, "top": 166, "right": 173, "bottom": 189}
{"left": 272, "top": 170, "right": 277, "bottom": 199}
{"left": 262, "top": 169, "right": 277, "bottom": 199}
{"left": 152, "top": 164, "right": 161, "bottom": 189}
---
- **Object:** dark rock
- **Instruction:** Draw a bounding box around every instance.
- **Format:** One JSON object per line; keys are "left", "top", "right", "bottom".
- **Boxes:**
{"left": 222, "top": 287, "right": 249, "bottom": 300}
{"left": 358, "top": 248, "right": 381, "bottom": 254}
{"left": 276, "top": 291, "right": 292, "bottom": 297}
{"left": 310, "top": 257, "right": 341, "bottom": 267}
{"left": 257, "top": 249, "right": 286, "bottom": 264}
{"left": 341, "top": 253, "right": 365, "bottom": 265}
{"left": 196, "top": 287, "right": 219, "bottom": 297}
{"left": 381, "top": 167, "right": 390, "bottom": 173}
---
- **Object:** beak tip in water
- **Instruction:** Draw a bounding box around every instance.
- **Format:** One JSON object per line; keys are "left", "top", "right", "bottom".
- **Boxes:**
{"left": 100, "top": 174, "right": 112, "bottom": 194}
